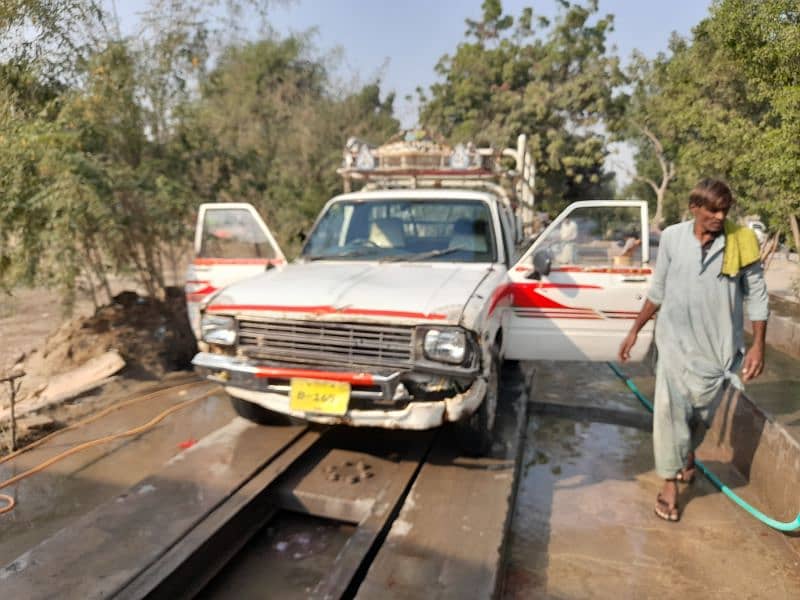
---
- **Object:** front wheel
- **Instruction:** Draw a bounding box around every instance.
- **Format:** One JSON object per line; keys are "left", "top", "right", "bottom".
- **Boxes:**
{"left": 229, "top": 395, "right": 301, "bottom": 426}
{"left": 455, "top": 352, "right": 500, "bottom": 457}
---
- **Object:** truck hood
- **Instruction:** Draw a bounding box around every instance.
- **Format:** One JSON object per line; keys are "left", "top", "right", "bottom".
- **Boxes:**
{"left": 206, "top": 261, "right": 495, "bottom": 324}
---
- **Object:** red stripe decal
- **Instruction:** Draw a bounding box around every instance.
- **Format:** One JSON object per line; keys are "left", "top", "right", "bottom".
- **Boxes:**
{"left": 514, "top": 265, "right": 652, "bottom": 275}
{"left": 536, "top": 283, "right": 603, "bottom": 289}
{"left": 340, "top": 307, "right": 446, "bottom": 320}
{"left": 185, "top": 284, "right": 218, "bottom": 303}
{"left": 193, "top": 258, "right": 285, "bottom": 266}
{"left": 206, "top": 304, "right": 447, "bottom": 320}
{"left": 488, "top": 283, "right": 515, "bottom": 316}
{"left": 552, "top": 266, "right": 652, "bottom": 275}
{"left": 513, "top": 313, "right": 604, "bottom": 320}
{"left": 510, "top": 282, "right": 602, "bottom": 310}
{"left": 255, "top": 367, "right": 374, "bottom": 386}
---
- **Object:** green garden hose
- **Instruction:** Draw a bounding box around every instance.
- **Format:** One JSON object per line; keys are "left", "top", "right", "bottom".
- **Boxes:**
{"left": 607, "top": 361, "right": 800, "bottom": 532}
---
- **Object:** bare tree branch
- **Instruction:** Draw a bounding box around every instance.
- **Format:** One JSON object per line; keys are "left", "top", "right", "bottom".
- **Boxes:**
{"left": 633, "top": 174, "right": 660, "bottom": 197}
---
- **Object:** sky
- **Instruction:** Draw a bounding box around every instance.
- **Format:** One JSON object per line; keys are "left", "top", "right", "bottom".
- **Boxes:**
{"left": 114, "top": 0, "right": 714, "bottom": 185}
{"left": 264, "top": 0, "right": 714, "bottom": 128}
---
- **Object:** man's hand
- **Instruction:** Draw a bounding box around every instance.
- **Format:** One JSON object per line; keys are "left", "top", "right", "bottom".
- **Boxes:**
{"left": 743, "top": 320, "right": 767, "bottom": 382}
{"left": 618, "top": 331, "right": 638, "bottom": 363}
{"left": 742, "top": 344, "right": 765, "bottom": 382}
{"left": 617, "top": 299, "right": 660, "bottom": 363}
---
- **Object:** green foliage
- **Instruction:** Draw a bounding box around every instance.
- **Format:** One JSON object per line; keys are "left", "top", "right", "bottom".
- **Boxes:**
{"left": 0, "top": 5, "right": 398, "bottom": 307}
{"left": 617, "top": 0, "right": 800, "bottom": 244}
{"left": 420, "top": 0, "right": 622, "bottom": 213}
{"left": 707, "top": 0, "right": 800, "bottom": 246}
{"left": 0, "top": 42, "right": 191, "bottom": 305}
{"left": 178, "top": 36, "right": 398, "bottom": 255}
{"left": 0, "top": 0, "right": 103, "bottom": 80}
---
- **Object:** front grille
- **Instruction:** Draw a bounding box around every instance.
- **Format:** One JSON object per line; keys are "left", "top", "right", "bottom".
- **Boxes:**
{"left": 237, "top": 318, "right": 414, "bottom": 370}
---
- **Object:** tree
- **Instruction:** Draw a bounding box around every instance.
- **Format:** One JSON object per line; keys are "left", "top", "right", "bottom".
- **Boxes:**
{"left": 0, "top": 41, "right": 195, "bottom": 305}
{"left": 419, "top": 0, "right": 624, "bottom": 213}
{"left": 704, "top": 0, "right": 800, "bottom": 251}
{"left": 178, "top": 36, "right": 398, "bottom": 254}
{"left": 1, "top": 0, "right": 395, "bottom": 309}
{"left": 613, "top": 52, "right": 679, "bottom": 229}
{"left": 0, "top": 0, "right": 110, "bottom": 93}
{"left": 618, "top": 0, "right": 800, "bottom": 248}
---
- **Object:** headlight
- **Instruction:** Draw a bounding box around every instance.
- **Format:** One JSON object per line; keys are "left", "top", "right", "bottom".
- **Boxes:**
{"left": 423, "top": 329, "right": 467, "bottom": 364}
{"left": 201, "top": 315, "right": 237, "bottom": 346}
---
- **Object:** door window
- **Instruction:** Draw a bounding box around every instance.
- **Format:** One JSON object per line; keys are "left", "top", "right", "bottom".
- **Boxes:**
{"left": 535, "top": 205, "right": 643, "bottom": 268}
{"left": 199, "top": 207, "right": 280, "bottom": 259}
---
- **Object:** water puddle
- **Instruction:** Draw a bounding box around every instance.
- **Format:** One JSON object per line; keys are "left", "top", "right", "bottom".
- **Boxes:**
{"left": 199, "top": 511, "right": 355, "bottom": 599}
{"left": 503, "top": 360, "right": 800, "bottom": 599}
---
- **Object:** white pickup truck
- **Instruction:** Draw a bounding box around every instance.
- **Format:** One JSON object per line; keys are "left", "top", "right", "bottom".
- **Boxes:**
{"left": 187, "top": 139, "right": 653, "bottom": 454}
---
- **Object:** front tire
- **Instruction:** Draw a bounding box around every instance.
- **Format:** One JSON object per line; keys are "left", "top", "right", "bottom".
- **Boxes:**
{"left": 229, "top": 395, "right": 300, "bottom": 426}
{"left": 455, "top": 352, "right": 500, "bottom": 457}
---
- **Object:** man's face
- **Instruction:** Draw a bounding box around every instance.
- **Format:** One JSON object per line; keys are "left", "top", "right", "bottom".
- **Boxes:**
{"left": 690, "top": 202, "right": 730, "bottom": 234}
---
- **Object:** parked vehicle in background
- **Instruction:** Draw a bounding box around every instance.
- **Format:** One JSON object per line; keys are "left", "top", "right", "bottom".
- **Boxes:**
{"left": 185, "top": 132, "right": 654, "bottom": 455}
{"left": 747, "top": 219, "right": 767, "bottom": 245}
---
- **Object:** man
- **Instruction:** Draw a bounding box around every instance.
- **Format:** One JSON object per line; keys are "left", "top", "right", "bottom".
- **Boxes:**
{"left": 555, "top": 216, "right": 578, "bottom": 264}
{"left": 618, "top": 178, "right": 768, "bottom": 522}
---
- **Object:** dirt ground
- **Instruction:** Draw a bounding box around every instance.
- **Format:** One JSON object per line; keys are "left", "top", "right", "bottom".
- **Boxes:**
{"left": 0, "top": 280, "right": 196, "bottom": 454}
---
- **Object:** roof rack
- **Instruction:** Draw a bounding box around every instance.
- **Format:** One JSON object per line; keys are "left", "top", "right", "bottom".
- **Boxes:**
{"left": 337, "top": 130, "right": 536, "bottom": 234}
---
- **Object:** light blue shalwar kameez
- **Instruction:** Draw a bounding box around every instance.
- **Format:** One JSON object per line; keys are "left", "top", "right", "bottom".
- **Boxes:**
{"left": 647, "top": 221, "right": 769, "bottom": 478}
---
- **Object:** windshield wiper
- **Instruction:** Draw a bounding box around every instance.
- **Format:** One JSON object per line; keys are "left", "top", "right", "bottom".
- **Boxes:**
{"left": 306, "top": 248, "right": 378, "bottom": 261}
{"left": 382, "top": 246, "right": 467, "bottom": 263}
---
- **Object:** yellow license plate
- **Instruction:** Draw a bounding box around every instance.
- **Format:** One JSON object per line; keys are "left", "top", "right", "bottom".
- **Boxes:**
{"left": 289, "top": 378, "right": 350, "bottom": 415}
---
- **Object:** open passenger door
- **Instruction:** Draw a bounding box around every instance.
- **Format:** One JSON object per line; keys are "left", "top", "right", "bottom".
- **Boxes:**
{"left": 505, "top": 201, "right": 654, "bottom": 361}
{"left": 185, "top": 203, "right": 285, "bottom": 337}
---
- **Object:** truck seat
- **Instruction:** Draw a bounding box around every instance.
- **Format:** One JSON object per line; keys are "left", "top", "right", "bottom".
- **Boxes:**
{"left": 449, "top": 219, "right": 489, "bottom": 253}
{"left": 369, "top": 218, "right": 406, "bottom": 248}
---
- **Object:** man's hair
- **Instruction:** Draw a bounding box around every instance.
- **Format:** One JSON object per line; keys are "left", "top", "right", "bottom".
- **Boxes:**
{"left": 688, "top": 178, "right": 734, "bottom": 211}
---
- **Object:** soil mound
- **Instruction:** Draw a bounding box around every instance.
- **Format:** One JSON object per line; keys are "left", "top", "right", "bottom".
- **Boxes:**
{"left": 40, "top": 287, "right": 197, "bottom": 380}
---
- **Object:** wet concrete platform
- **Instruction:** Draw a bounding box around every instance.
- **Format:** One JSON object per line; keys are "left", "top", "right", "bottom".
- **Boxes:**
{"left": 356, "top": 362, "right": 530, "bottom": 599}
{"left": 197, "top": 363, "right": 531, "bottom": 600}
{"left": 503, "top": 361, "right": 800, "bottom": 599}
{"left": 0, "top": 394, "right": 311, "bottom": 598}
{"left": 0, "top": 379, "right": 233, "bottom": 566}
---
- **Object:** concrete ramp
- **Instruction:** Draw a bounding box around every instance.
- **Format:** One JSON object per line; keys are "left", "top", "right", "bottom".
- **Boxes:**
{"left": 698, "top": 385, "right": 800, "bottom": 544}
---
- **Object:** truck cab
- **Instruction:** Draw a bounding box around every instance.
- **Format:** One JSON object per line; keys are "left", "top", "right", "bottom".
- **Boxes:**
{"left": 187, "top": 134, "right": 653, "bottom": 454}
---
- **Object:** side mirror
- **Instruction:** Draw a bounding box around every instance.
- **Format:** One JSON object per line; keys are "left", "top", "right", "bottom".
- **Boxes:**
{"left": 526, "top": 248, "right": 551, "bottom": 280}
{"left": 297, "top": 231, "right": 307, "bottom": 243}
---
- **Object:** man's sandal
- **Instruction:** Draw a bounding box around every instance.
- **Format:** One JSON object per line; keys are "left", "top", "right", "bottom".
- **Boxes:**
{"left": 654, "top": 494, "right": 680, "bottom": 522}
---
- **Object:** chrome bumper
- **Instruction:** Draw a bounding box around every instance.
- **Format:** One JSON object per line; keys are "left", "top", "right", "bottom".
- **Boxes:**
{"left": 192, "top": 352, "right": 406, "bottom": 403}
{"left": 191, "top": 352, "right": 486, "bottom": 430}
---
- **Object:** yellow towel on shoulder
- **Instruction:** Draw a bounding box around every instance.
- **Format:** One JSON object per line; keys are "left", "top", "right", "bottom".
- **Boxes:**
{"left": 722, "top": 220, "right": 761, "bottom": 276}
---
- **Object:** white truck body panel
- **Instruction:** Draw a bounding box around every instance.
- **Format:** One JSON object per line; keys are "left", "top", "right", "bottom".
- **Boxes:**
{"left": 206, "top": 261, "right": 493, "bottom": 326}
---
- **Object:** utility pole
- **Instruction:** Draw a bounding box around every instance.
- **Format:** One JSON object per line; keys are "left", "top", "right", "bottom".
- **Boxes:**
{"left": 1, "top": 369, "right": 25, "bottom": 452}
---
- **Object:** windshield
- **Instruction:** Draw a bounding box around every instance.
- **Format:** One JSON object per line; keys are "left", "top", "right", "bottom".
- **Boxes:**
{"left": 302, "top": 199, "right": 497, "bottom": 263}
